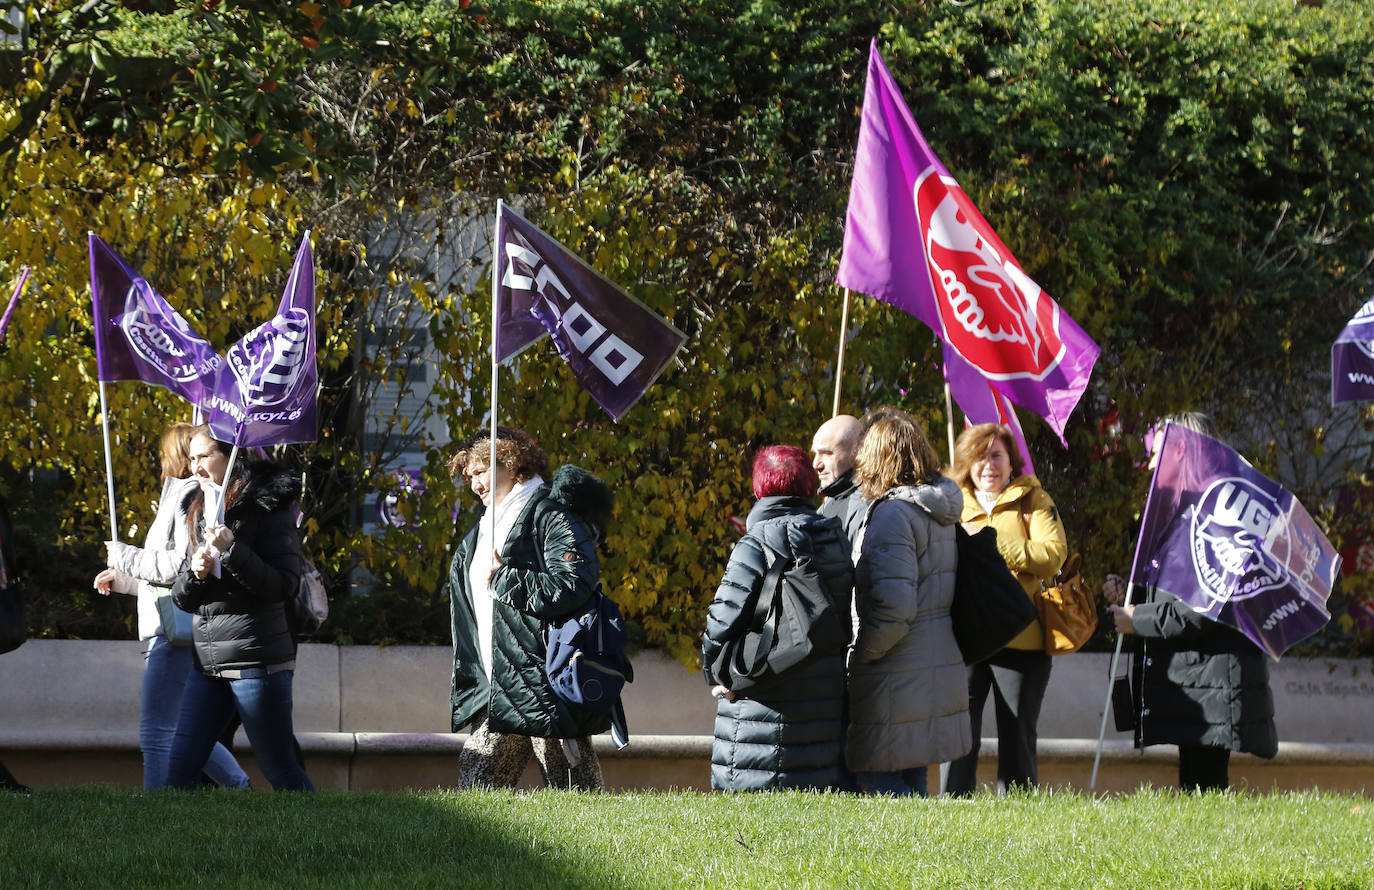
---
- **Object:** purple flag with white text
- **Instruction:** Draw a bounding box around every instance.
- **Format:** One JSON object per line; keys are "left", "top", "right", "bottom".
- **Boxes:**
{"left": 89, "top": 234, "right": 221, "bottom": 407}
{"left": 1132, "top": 423, "right": 1338, "bottom": 661}
{"left": 1331, "top": 292, "right": 1374, "bottom": 405}
{"left": 835, "top": 41, "right": 1099, "bottom": 443}
{"left": 496, "top": 205, "right": 686, "bottom": 420}
{"left": 205, "top": 234, "right": 318, "bottom": 447}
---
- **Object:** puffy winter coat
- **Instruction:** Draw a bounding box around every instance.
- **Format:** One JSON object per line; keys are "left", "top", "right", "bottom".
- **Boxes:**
{"left": 701, "top": 496, "right": 853, "bottom": 792}
{"left": 171, "top": 462, "right": 303, "bottom": 674}
{"left": 449, "top": 465, "right": 612, "bottom": 739}
{"left": 847, "top": 476, "right": 971, "bottom": 772}
{"left": 1130, "top": 589, "right": 1278, "bottom": 758}
{"left": 958, "top": 474, "right": 1068, "bottom": 651}
{"left": 106, "top": 475, "right": 199, "bottom": 641}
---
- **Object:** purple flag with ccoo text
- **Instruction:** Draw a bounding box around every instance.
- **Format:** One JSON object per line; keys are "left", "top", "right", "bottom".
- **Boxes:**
{"left": 496, "top": 204, "right": 686, "bottom": 420}
{"left": 205, "top": 233, "right": 318, "bottom": 447}
{"left": 89, "top": 234, "right": 222, "bottom": 407}
{"left": 836, "top": 41, "right": 1099, "bottom": 443}
{"left": 1331, "top": 291, "right": 1374, "bottom": 405}
{"left": 1131, "top": 423, "right": 1338, "bottom": 661}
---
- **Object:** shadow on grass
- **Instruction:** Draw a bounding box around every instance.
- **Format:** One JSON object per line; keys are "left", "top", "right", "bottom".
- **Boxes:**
{"left": 0, "top": 786, "right": 628, "bottom": 890}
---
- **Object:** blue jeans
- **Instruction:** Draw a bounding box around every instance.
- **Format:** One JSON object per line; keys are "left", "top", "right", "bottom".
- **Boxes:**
{"left": 142, "top": 636, "right": 249, "bottom": 790}
{"left": 167, "top": 667, "right": 313, "bottom": 791}
{"left": 855, "top": 766, "right": 929, "bottom": 797}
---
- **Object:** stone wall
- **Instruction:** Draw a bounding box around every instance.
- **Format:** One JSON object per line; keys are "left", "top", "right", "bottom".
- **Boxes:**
{"left": 1, "top": 641, "right": 1370, "bottom": 793}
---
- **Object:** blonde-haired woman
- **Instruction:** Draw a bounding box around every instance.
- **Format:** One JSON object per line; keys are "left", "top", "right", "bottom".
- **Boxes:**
{"left": 943, "top": 423, "right": 1066, "bottom": 795}
{"left": 846, "top": 409, "right": 970, "bottom": 796}
{"left": 94, "top": 423, "right": 249, "bottom": 790}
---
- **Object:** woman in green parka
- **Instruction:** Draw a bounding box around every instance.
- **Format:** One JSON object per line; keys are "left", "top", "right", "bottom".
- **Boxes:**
{"left": 447, "top": 427, "right": 613, "bottom": 789}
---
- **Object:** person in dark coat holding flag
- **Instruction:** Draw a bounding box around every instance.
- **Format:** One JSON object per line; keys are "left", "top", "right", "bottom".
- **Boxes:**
{"left": 701, "top": 445, "right": 853, "bottom": 792}
{"left": 1103, "top": 412, "right": 1277, "bottom": 791}
{"left": 166, "top": 427, "right": 313, "bottom": 791}
{"left": 447, "top": 427, "right": 612, "bottom": 789}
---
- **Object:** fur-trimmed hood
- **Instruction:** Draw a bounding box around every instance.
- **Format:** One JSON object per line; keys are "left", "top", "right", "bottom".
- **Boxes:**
{"left": 547, "top": 464, "right": 613, "bottom": 541}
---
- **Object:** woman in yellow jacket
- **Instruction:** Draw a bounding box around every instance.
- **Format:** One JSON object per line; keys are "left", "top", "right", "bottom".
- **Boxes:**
{"left": 942, "top": 423, "right": 1066, "bottom": 795}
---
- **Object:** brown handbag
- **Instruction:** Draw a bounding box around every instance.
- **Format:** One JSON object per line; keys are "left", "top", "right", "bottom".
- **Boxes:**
{"left": 1019, "top": 497, "right": 1098, "bottom": 655}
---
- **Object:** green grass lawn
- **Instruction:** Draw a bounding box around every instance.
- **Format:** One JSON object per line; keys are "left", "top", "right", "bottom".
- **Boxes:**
{"left": 2, "top": 787, "right": 1369, "bottom": 889}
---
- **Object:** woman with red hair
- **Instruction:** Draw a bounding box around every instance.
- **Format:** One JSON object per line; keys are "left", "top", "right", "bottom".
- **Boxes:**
{"left": 701, "top": 445, "right": 854, "bottom": 791}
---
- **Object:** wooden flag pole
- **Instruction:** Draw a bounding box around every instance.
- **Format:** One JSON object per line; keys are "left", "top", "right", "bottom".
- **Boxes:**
{"left": 831, "top": 288, "right": 852, "bottom": 418}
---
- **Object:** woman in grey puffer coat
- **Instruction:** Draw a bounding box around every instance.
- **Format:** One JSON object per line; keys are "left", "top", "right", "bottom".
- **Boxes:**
{"left": 702, "top": 446, "right": 854, "bottom": 792}
{"left": 846, "top": 410, "right": 971, "bottom": 796}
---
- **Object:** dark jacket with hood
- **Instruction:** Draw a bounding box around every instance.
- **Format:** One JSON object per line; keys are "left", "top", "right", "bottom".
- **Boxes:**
{"left": 701, "top": 496, "right": 854, "bottom": 792}
{"left": 449, "top": 465, "right": 612, "bottom": 739}
{"left": 1130, "top": 589, "right": 1278, "bottom": 758}
{"left": 172, "top": 461, "right": 304, "bottom": 675}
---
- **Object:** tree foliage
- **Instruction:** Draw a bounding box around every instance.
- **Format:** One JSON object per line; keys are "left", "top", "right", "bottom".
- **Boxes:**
{"left": 1, "top": 0, "right": 1372, "bottom": 658}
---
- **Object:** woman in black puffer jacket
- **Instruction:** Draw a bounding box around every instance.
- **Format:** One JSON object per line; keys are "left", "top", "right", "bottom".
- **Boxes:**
{"left": 167, "top": 427, "right": 311, "bottom": 791}
{"left": 702, "top": 445, "right": 854, "bottom": 792}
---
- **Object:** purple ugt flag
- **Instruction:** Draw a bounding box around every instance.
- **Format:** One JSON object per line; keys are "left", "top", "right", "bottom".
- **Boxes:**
{"left": 944, "top": 350, "right": 1035, "bottom": 476}
{"left": 835, "top": 41, "right": 1099, "bottom": 444}
{"left": 1132, "top": 423, "right": 1338, "bottom": 661}
{"left": 496, "top": 204, "right": 686, "bottom": 420}
{"left": 1331, "top": 292, "right": 1374, "bottom": 405}
{"left": 205, "top": 233, "right": 318, "bottom": 447}
{"left": 89, "top": 234, "right": 222, "bottom": 407}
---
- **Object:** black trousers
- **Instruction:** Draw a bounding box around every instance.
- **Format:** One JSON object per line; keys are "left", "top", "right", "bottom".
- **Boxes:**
{"left": 1178, "top": 744, "right": 1230, "bottom": 792}
{"left": 944, "top": 648, "right": 1052, "bottom": 795}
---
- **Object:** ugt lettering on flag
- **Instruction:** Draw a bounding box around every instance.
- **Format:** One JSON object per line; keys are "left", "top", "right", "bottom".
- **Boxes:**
{"left": 1133, "top": 423, "right": 1339, "bottom": 661}
{"left": 206, "top": 233, "right": 318, "bottom": 447}
{"left": 836, "top": 41, "right": 1099, "bottom": 443}
{"left": 89, "top": 233, "right": 222, "bottom": 408}
{"left": 1331, "top": 292, "right": 1374, "bottom": 405}
{"left": 495, "top": 204, "right": 686, "bottom": 421}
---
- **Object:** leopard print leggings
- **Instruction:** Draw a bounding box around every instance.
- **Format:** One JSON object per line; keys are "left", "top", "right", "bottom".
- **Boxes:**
{"left": 457, "top": 718, "right": 603, "bottom": 790}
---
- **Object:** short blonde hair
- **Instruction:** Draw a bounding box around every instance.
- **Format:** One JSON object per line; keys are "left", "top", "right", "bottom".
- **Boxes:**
{"left": 951, "top": 423, "right": 1025, "bottom": 490}
{"left": 854, "top": 410, "right": 942, "bottom": 500}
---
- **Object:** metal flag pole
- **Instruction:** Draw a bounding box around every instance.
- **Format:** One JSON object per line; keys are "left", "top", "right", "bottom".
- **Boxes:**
{"left": 488, "top": 200, "right": 504, "bottom": 549}
{"left": 831, "top": 288, "right": 852, "bottom": 418}
{"left": 943, "top": 380, "right": 956, "bottom": 466}
{"left": 97, "top": 379, "right": 119, "bottom": 542}
{"left": 1089, "top": 423, "right": 1170, "bottom": 789}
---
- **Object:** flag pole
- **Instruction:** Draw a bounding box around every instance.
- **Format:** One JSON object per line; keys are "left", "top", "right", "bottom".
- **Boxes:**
{"left": 488, "top": 200, "right": 504, "bottom": 548}
{"left": 97, "top": 379, "right": 119, "bottom": 542}
{"left": 831, "top": 288, "right": 852, "bottom": 418}
{"left": 1089, "top": 423, "right": 1170, "bottom": 789}
{"left": 943, "top": 381, "right": 956, "bottom": 465}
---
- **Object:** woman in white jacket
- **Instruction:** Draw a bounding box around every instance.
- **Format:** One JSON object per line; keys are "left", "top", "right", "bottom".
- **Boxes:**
{"left": 93, "top": 423, "right": 248, "bottom": 790}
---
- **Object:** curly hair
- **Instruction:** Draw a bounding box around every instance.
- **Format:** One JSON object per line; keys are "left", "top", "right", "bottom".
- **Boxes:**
{"left": 447, "top": 426, "right": 550, "bottom": 483}
{"left": 950, "top": 423, "right": 1026, "bottom": 490}
{"left": 854, "top": 409, "right": 943, "bottom": 501}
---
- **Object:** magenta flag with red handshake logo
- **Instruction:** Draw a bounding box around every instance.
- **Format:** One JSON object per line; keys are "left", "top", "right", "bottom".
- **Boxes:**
{"left": 89, "top": 234, "right": 222, "bottom": 407}
{"left": 836, "top": 41, "right": 1100, "bottom": 443}
{"left": 495, "top": 204, "right": 686, "bottom": 420}
{"left": 1331, "top": 292, "right": 1374, "bottom": 405}
{"left": 205, "top": 233, "right": 318, "bottom": 447}
{"left": 1132, "top": 423, "right": 1337, "bottom": 660}
{"left": 945, "top": 358, "right": 1036, "bottom": 476}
